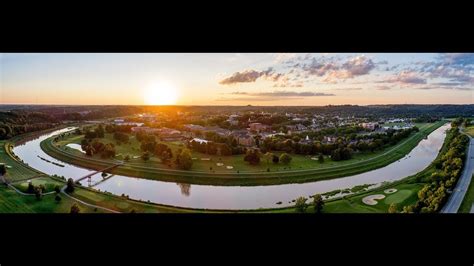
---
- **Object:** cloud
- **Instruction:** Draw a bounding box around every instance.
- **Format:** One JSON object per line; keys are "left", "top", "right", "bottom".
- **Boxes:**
{"left": 376, "top": 86, "right": 392, "bottom": 90}
{"left": 298, "top": 55, "right": 376, "bottom": 83}
{"left": 301, "top": 57, "right": 339, "bottom": 77}
{"left": 438, "top": 53, "right": 474, "bottom": 66}
{"left": 341, "top": 55, "right": 376, "bottom": 76}
{"left": 229, "top": 90, "right": 335, "bottom": 97}
{"left": 219, "top": 68, "right": 276, "bottom": 85}
{"left": 274, "top": 53, "right": 297, "bottom": 63}
{"left": 415, "top": 85, "right": 473, "bottom": 91}
{"left": 381, "top": 71, "right": 427, "bottom": 85}
{"left": 334, "top": 87, "right": 363, "bottom": 91}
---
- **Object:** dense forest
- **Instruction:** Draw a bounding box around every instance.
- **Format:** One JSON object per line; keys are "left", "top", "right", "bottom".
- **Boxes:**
{"left": 0, "top": 111, "right": 58, "bottom": 139}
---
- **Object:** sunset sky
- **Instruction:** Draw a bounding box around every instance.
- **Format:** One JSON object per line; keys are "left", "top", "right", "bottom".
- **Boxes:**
{"left": 0, "top": 53, "right": 473, "bottom": 105}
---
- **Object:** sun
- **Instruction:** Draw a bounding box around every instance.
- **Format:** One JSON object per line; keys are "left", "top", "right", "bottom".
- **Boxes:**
{"left": 143, "top": 81, "right": 179, "bottom": 105}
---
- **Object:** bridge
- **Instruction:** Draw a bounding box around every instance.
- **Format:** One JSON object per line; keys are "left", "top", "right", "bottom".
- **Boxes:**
{"left": 75, "top": 163, "right": 123, "bottom": 185}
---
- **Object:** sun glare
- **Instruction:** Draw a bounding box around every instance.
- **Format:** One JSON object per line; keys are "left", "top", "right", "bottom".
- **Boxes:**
{"left": 143, "top": 81, "right": 179, "bottom": 105}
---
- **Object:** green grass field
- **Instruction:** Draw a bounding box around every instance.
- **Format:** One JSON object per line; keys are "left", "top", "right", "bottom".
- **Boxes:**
{"left": 69, "top": 187, "right": 193, "bottom": 213}
{"left": 0, "top": 185, "right": 106, "bottom": 213}
{"left": 464, "top": 126, "right": 474, "bottom": 137}
{"left": 458, "top": 174, "right": 474, "bottom": 213}
{"left": 0, "top": 140, "right": 43, "bottom": 182}
{"left": 13, "top": 176, "right": 64, "bottom": 193}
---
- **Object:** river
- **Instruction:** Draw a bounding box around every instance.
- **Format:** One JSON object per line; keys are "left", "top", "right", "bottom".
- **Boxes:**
{"left": 12, "top": 124, "right": 450, "bottom": 210}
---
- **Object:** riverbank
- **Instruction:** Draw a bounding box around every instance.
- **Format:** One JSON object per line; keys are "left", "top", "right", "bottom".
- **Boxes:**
{"left": 1, "top": 121, "right": 451, "bottom": 213}
{"left": 40, "top": 121, "right": 446, "bottom": 186}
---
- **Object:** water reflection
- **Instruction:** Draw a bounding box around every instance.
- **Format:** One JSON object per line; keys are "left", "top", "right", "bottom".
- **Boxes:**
{"left": 177, "top": 183, "right": 191, "bottom": 197}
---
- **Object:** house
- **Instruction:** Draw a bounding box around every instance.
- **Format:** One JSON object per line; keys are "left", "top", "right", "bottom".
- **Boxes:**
{"left": 158, "top": 128, "right": 183, "bottom": 141}
{"left": 249, "top": 123, "right": 270, "bottom": 132}
{"left": 190, "top": 138, "right": 209, "bottom": 144}
{"left": 131, "top": 126, "right": 160, "bottom": 134}
{"left": 323, "top": 136, "right": 337, "bottom": 143}
{"left": 286, "top": 124, "right": 308, "bottom": 134}
{"left": 361, "top": 122, "right": 379, "bottom": 131}
{"left": 231, "top": 130, "right": 255, "bottom": 147}
{"left": 227, "top": 114, "right": 240, "bottom": 126}
{"left": 183, "top": 124, "right": 206, "bottom": 132}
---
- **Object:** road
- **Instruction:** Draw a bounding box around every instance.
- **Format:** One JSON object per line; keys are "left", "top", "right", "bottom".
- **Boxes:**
{"left": 441, "top": 135, "right": 474, "bottom": 213}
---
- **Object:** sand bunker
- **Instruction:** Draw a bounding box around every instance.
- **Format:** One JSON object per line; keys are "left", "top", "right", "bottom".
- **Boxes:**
{"left": 216, "top": 163, "right": 224, "bottom": 166}
{"left": 384, "top": 188, "right": 398, "bottom": 194}
{"left": 362, "top": 194, "right": 386, "bottom": 205}
{"left": 226, "top": 166, "right": 233, "bottom": 169}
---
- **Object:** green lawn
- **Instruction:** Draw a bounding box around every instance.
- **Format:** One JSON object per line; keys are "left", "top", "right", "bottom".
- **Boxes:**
{"left": 69, "top": 187, "right": 197, "bottom": 213}
{"left": 458, "top": 174, "right": 474, "bottom": 213}
{"left": 464, "top": 126, "right": 474, "bottom": 137}
{"left": 0, "top": 185, "right": 105, "bottom": 213}
{"left": 0, "top": 140, "right": 43, "bottom": 182}
{"left": 13, "top": 176, "right": 64, "bottom": 193}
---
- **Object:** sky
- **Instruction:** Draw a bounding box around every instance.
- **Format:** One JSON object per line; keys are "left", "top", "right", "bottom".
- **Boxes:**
{"left": 0, "top": 53, "right": 473, "bottom": 106}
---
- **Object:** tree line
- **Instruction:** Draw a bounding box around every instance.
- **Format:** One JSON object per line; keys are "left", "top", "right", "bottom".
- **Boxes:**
{"left": 402, "top": 123, "right": 469, "bottom": 213}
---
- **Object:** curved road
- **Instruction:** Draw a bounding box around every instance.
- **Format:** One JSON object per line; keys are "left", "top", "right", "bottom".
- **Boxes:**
{"left": 441, "top": 135, "right": 474, "bottom": 213}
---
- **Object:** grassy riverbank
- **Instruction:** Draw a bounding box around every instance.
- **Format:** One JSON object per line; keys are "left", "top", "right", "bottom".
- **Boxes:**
{"left": 458, "top": 174, "right": 474, "bottom": 213}
{"left": 40, "top": 121, "right": 446, "bottom": 186}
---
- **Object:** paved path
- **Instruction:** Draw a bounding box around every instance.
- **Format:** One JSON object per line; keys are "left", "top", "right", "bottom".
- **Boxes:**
{"left": 441, "top": 135, "right": 474, "bottom": 213}
{"left": 60, "top": 186, "right": 120, "bottom": 213}
{"left": 2, "top": 174, "right": 119, "bottom": 213}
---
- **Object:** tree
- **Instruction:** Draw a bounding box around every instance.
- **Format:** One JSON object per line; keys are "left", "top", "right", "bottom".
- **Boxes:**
{"left": 54, "top": 185, "right": 61, "bottom": 194}
{"left": 280, "top": 153, "right": 292, "bottom": 164}
{"left": 318, "top": 154, "right": 324, "bottom": 163}
{"left": 160, "top": 150, "right": 173, "bottom": 164}
{"left": 312, "top": 194, "right": 324, "bottom": 213}
{"left": 84, "top": 145, "right": 95, "bottom": 156}
{"left": 55, "top": 195, "right": 62, "bottom": 203}
{"left": 176, "top": 148, "right": 193, "bottom": 170}
{"left": 124, "top": 154, "right": 130, "bottom": 162}
{"left": 295, "top": 197, "right": 308, "bottom": 213}
{"left": 27, "top": 182, "right": 35, "bottom": 193}
{"left": 244, "top": 148, "right": 261, "bottom": 165}
{"left": 264, "top": 152, "right": 273, "bottom": 165}
{"left": 70, "top": 203, "right": 80, "bottom": 214}
{"left": 34, "top": 185, "right": 43, "bottom": 200}
{"left": 101, "top": 143, "right": 116, "bottom": 159}
{"left": 0, "top": 164, "right": 6, "bottom": 176}
{"left": 272, "top": 154, "right": 279, "bottom": 164}
{"left": 388, "top": 203, "right": 398, "bottom": 213}
{"left": 96, "top": 124, "right": 105, "bottom": 138}
{"left": 65, "top": 178, "right": 75, "bottom": 193}
{"left": 84, "top": 130, "right": 98, "bottom": 139}
{"left": 142, "top": 151, "right": 150, "bottom": 162}
{"left": 114, "top": 132, "right": 129, "bottom": 143}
